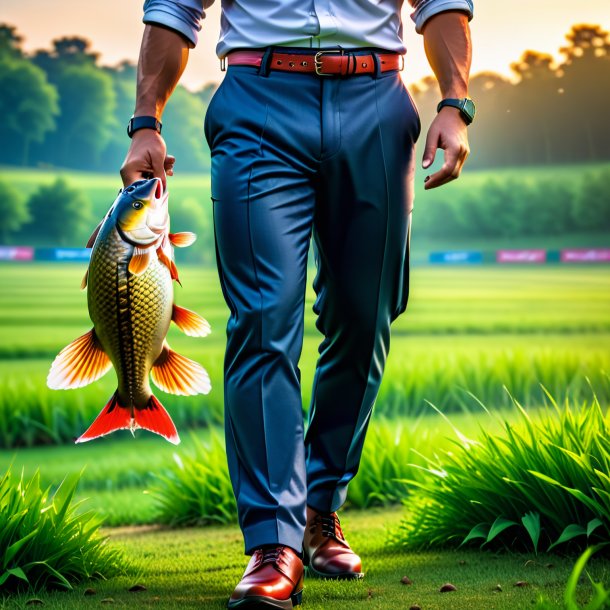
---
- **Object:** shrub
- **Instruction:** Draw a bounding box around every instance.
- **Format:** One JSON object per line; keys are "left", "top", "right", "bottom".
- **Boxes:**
{"left": 151, "top": 432, "right": 237, "bottom": 526}
{"left": 347, "top": 418, "right": 454, "bottom": 509}
{"left": 0, "top": 468, "right": 125, "bottom": 591}
{"left": 392, "top": 397, "right": 610, "bottom": 553}
{"left": 24, "top": 178, "right": 92, "bottom": 246}
{"left": 0, "top": 180, "right": 30, "bottom": 243}
{"left": 150, "top": 419, "right": 464, "bottom": 525}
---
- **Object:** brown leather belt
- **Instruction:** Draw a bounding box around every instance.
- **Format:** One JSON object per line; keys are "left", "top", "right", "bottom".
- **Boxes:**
{"left": 224, "top": 49, "right": 404, "bottom": 77}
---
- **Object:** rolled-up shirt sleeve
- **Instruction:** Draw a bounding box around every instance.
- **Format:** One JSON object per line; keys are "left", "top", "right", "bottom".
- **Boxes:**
{"left": 143, "top": 0, "right": 212, "bottom": 46}
{"left": 409, "top": 0, "right": 474, "bottom": 34}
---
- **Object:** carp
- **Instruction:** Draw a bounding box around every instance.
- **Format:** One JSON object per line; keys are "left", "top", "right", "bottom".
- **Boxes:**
{"left": 47, "top": 178, "right": 210, "bottom": 445}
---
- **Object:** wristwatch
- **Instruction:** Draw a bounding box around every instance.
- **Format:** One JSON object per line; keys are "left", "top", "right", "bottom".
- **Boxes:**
{"left": 437, "top": 98, "right": 476, "bottom": 125}
{"left": 127, "top": 115, "right": 162, "bottom": 138}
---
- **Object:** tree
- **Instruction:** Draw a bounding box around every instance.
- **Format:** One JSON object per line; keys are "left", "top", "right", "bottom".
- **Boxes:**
{"left": 572, "top": 169, "right": 610, "bottom": 231}
{"left": 558, "top": 25, "right": 610, "bottom": 161}
{"left": 0, "top": 24, "right": 23, "bottom": 59}
{"left": 0, "top": 58, "right": 59, "bottom": 166}
{"left": 162, "top": 85, "right": 210, "bottom": 172}
{"left": 0, "top": 180, "right": 30, "bottom": 244}
{"left": 509, "top": 51, "right": 560, "bottom": 165}
{"left": 26, "top": 179, "right": 92, "bottom": 246}
{"left": 31, "top": 36, "right": 116, "bottom": 169}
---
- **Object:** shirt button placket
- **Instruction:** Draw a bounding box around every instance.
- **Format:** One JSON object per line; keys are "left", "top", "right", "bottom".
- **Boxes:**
{"left": 313, "top": 0, "right": 338, "bottom": 39}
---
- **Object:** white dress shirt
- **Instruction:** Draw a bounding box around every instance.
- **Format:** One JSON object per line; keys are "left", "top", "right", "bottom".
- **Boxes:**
{"left": 143, "top": 0, "right": 473, "bottom": 57}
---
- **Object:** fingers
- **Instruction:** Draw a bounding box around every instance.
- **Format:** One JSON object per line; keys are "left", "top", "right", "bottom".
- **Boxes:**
{"left": 422, "top": 129, "right": 438, "bottom": 170}
{"left": 119, "top": 130, "right": 171, "bottom": 189}
{"left": 164, "top": 154, "right": 176, "bottom": 178}
{"left": 424, "top": 144, "right": 468, "bottom": 190}
{"left": 422, "top": 112, "right": 470, "bottom": 190}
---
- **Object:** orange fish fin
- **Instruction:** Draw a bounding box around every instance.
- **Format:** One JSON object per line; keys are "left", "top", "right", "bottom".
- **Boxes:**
{"left": 76, "top": 392, "right": 131, "bottom": 443}
{"left": 128, "top": 247, "right": 152, "bottom": 275}
{"left": 134, "top": 395, "right": 180, "bottom": 445}
{"left": 172, "top": 304, "right": 211, "bottom": 337}
{"left": 47, "top": 329, "right": 112, "bottom": 390}
{"left": 86, "top": 220, "right": 103, "bottom": 248}
{"left": 169, "top": 232, "right": 197, "bottom": 247}
{"left": 80, "top": 267, "right": 89, "bottom": 291}
{"left": 157, "top": 247, "right": 181, "bottom": 284}
{"left": 151, "top": 342, "right": 211, "bottom": 396}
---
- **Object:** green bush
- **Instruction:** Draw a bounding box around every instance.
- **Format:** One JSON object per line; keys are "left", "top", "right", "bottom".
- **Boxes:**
{"left": 151, "top": 432, "right": 237, "bottom": 526}
{"left": 150, "top": 419, "right": 464, "bottom": 526}
{"left": 392, "top": 397, "right": 610, "bottom": 554}
{"left": 347, "top": 418, "right": 454, "bottom": 509}
{"left": 414, "top": 166, "right": 610, "bottom": 239}
{"left": 0, "top": 468, "right": 125, "bottom": 591}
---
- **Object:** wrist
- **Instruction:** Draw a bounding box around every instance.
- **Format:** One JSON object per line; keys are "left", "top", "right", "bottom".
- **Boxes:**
{"left": 437, "top": 97, "right": 475, "bottom": 125}
{"left": 127, "top": 115, "right": 162, "bottom": 139}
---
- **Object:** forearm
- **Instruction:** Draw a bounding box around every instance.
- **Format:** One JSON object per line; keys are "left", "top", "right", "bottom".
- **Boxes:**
{"left": 134, "top": 24, "right": 191, "bottom": 118}
{"left": 422, "top": 11, "right": 472, "bottom": 98}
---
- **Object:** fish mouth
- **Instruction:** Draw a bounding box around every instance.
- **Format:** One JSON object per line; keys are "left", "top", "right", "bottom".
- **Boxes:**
{"left": 147, "top": 178, "right": 169, "bottom": 234}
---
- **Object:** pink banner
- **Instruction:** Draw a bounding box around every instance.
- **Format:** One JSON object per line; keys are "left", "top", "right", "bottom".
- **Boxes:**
{"left": 561, "top": 248, "right": 610, "bottom": 263}
{"left": 496, "top": 249, "right": 547, "bottom": 263}
{"left": 0, "top": 246, "right": 34, "bottom": 261}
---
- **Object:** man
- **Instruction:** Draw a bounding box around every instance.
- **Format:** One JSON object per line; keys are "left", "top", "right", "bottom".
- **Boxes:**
{"left": 121, "top": 1, "right": 474, "bottom": 607}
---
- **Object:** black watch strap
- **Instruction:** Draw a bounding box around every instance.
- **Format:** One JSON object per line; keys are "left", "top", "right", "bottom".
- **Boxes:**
{"left": 437, "top": 98, "right": 476, "bottom": 125}
{"left": 127, "top": 116, "right": 162, "bottom": 138}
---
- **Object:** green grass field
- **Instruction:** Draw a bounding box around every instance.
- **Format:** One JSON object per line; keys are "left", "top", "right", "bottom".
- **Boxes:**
{"left": 2, "top": 508, "right": 608, "bottom": 609}
{"left": 1, "top": 255, "right": 609, "bottom": 605}
{"left": 0, "top": 264, "right": 608, "bottom": 447}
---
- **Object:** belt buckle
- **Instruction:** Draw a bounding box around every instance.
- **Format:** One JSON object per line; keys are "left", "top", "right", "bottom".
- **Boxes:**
{"left": 314, "top": 49, "right": 344, "bottom": 76}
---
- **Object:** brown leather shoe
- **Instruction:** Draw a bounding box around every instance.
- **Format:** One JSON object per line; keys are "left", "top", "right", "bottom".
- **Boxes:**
{"left": 227, "top": 545, "right": 304, "bottom": 609}
{"left": 303, "top": 506, "right": 364, "bottom": 579}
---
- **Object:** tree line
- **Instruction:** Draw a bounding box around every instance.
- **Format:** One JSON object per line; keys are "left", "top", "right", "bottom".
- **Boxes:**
{"left": 411, "top": 24, "right": 610, "bottom": 168}
{"left": 0, "top": 25, "right": 215, "bottom": 172}
{"left": 2, "top": 167, "right": 608, "bottom": 250}
{"left": 0, "top": 23, "right": 609, "bottom": 172}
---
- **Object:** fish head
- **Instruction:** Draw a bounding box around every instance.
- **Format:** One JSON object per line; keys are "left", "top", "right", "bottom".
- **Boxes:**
{"left": 113, "top": 178, "right": 169, "bottom": 247}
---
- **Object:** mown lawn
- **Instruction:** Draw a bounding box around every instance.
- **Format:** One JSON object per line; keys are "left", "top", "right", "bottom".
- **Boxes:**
{"left": 3, "top": 507, "right": 608, "bottom": 609}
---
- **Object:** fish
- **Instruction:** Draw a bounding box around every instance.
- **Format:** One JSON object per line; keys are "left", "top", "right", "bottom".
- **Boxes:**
{"left": 47, "top": 178, "right": 211, "bottom": 445}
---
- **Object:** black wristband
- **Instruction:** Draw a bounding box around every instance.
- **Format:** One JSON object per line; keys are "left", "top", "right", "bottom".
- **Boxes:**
{"left": 436, "top": 98, "right": 476, "bottom": 125}
{"left": 127, "top": 116, "right": 162, "bottom": 138}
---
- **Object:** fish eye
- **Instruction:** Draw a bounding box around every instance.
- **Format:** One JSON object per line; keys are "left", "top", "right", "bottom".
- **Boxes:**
{"left": 132, "top": 201, "right": 144, "bottom": 210}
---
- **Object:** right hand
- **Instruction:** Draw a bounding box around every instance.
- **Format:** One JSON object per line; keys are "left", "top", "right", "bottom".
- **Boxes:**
{"left": 120, "top": 129, "right": 176, "bottom": 190}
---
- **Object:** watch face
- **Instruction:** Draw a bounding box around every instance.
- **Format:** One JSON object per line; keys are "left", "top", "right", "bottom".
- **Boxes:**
{"left": 463, "top": 98, "right": 476, "bottom": 121}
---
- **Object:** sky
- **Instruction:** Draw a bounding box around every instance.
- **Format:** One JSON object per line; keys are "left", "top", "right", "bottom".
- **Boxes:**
{"left": 3, "top": 0, "right": 609, "bottom": 90}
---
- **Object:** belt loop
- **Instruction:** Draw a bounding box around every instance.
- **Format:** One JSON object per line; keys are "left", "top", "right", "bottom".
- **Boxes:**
{"left": 372, "top": 51, "right": 382, "bottom": 79}
{"left": 258, "top": 46, "right": 274, "bottom": 77}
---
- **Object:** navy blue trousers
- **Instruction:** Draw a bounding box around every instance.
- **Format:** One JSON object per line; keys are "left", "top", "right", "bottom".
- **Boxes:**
{"left": 204, "top": 50, "right": 420, "bottom": 554}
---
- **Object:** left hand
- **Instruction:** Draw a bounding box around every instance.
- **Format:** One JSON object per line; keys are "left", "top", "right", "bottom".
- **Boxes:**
{"left": 421, "top": 107, "right": 470, "bottom": 189}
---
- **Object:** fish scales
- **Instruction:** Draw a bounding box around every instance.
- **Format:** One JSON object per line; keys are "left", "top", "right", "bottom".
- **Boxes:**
{"left": 88, "top": 225, "right": 173, "bottom": 410}
{"left": 48, "top": 178, "right": 211, "bottom": 445}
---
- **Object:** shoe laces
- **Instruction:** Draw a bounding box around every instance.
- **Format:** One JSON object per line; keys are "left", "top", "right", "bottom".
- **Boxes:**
{"left": 261, "top": 545, "right": 284, "bottom": 565}
{"left": 314, "top": 513, "right": 345, "bottom": 540}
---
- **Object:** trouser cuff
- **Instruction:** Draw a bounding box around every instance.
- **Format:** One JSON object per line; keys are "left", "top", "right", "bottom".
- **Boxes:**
{"left": 243, "top": 519, "right": 305, "bottom": 557}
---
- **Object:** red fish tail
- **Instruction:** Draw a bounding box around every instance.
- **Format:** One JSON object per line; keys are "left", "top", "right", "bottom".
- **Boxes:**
{"left": 135, "top": 394, "right": 180, "bottom": 445}
{"left": 75, "top": 391, "right": 180, "bottom": 445}
{"left": 76, "top": 391, "right": 129, "bottom": 443}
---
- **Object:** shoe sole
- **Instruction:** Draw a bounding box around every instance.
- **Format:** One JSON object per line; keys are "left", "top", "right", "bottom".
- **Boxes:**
{"left": 305, "top": 564, "right": 364, "bottom": 580}
{"left": 227, "top": 589, "right": 303, "bottom": 609}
